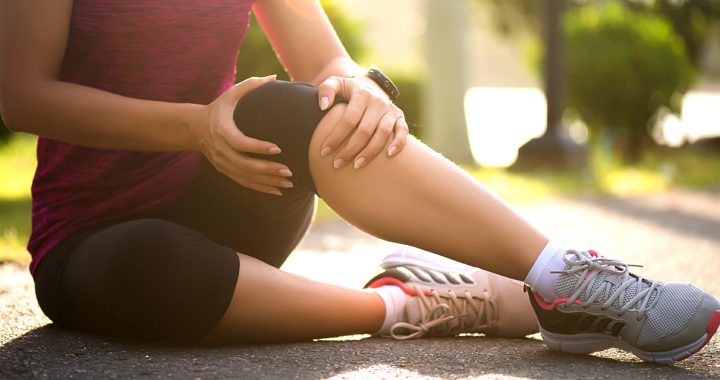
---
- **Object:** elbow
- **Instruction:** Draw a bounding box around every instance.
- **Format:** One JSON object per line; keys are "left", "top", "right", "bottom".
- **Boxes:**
{"left": 0, "top": 91, "right": 31, "bottom": 133}
{"left": 0, "top": 103, "right": 24, "bottom": 133}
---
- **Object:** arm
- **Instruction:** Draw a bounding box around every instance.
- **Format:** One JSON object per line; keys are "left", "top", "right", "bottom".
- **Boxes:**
{"left": 253, "top": 0, "right": 409, "bottom": 169}
{"left": 0, "top": 0, "right": 290, "bottom": 195}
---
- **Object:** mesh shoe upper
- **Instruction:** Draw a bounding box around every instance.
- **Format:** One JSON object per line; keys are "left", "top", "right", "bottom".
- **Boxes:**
{"left": 530, "top": 249, "right": 720, "bottom": 354}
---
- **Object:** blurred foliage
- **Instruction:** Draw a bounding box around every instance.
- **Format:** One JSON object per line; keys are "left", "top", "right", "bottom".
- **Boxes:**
{"left": 484, "top": 0, "right": 720, "bottom": 66}
{"left": 236, "top": 0, "right": 424, "bottom": 138}
{"left": 236, "top": 0, "right": 367, "bottom": 81}
{"left": 391, "top": 75, "right": 423, "bottom": 138}
{"left": 563, "top": 2, "right": 696, "bottom": 162}
{"left": 624, "top": 0, "right": 720, "bottom": 66}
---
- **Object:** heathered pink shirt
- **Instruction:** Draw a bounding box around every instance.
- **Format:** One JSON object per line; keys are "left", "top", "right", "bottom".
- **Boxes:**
{"left": 28, "top": 0, "right": 253, "bottom": 273}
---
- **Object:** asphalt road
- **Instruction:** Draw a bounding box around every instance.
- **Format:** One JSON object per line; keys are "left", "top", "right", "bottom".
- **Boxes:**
{"left": 2, "top": 190, "right": 719, "bottom": 379}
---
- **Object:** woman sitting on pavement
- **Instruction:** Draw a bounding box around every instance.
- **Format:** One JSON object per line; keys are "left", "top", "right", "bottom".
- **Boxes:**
{"left": 1, "top": 0, "right": 718, "bottom": 364}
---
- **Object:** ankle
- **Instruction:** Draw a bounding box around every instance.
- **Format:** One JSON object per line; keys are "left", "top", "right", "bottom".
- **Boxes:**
{"left": 369, "top": 285, "right": 409, "bottom": 336}
{"left": 524, "top": 241, "right": 566, "bottom": 302}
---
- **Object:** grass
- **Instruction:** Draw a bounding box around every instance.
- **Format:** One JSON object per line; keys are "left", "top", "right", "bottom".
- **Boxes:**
{"left": 2, "top": 135, "right": 719, "bottom": 263}
{"left": 0, "top": 134, "right": 36, "bottom": 263}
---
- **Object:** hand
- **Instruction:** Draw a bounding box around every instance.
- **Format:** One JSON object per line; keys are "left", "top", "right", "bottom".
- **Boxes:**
{"left": 194, "top": 75, "right": 294, "bottom": 196}
{"left": 317, "top": 75, "right": 409, "bottom": 169}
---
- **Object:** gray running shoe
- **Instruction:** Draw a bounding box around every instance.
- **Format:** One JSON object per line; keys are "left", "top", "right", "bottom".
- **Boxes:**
{"left": 365, "top": 246, "right": 538, "bottom": 339}
{"left": 527, "top": 249, "right": 720, "bottom": 364}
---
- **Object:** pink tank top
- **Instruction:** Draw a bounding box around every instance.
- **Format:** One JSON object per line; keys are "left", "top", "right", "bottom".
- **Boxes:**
{"left": 28, "top": 0, "right": 252, "bottom": 273}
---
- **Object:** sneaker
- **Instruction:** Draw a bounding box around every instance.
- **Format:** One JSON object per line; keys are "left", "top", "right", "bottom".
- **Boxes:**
{"left": 528, "top": 249, "right": 720, "bottom": 364}
{"left": 365, "top": 246, "right": 539, "bottom": 339}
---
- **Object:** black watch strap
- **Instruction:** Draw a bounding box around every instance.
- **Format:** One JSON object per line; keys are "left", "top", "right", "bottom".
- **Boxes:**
{"left": 366, "top": 67, "right": 399, "bottom": 102}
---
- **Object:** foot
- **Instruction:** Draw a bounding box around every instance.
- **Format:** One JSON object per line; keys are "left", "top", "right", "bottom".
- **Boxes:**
{"left": 365, "top": 246, "right": 539, "bottom": 339}
{"left": 528, "top": 249, "right": 720, "bottom": 364}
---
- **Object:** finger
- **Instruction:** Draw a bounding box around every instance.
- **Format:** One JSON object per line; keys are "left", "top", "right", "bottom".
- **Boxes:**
{"left": 228, "top": 75, "right": 277, "bottom": 100}
{"left": 230, "top": 152, "right": 294, "bottom": 177}
{"left": 321, "top": 88, "right": 370, "bottom": 158}
{"left": 317, "top": 77, "right": 340, "bottom": 111}
{"left": 214, "top": 162, "right": 283, "bottom": 196}
{"left": 388, "top": 116, "right": 410, "bottom": 157}
{"left": 333, "top": 101, "right": 388, "bottom": 169}
{"left": 216, "top": 141, "right": 292, "bottom": 177}
{"left": 242, "top": 181, "right": 284, "bottom": 196}
{"left": 353, "top": 112, "right": 396, "bottom": 169}
{"left": 224, "top": 128, "right": 282, "bottom": 156}
{"left": 247, "top": 173, "right": 294, "bottom": 189}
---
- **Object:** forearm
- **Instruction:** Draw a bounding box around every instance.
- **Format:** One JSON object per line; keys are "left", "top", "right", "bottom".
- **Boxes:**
{"left": 309, "top": 56, "right": 364, "bottom": 86}
{"left": 3, "top": 79, "right": 203, "bottom": 152}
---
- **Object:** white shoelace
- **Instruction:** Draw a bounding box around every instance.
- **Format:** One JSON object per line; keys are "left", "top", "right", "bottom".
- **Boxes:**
{"left": 389, "top": 285, "right": 498, "bottom": 340}
{"left": 553, "top": 250, "right": 658, "bottom": 319}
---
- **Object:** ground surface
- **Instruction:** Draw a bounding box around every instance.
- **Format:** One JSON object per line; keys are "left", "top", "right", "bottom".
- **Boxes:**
{"left": 2, "top": 190, "right": 719, "bottom": 379}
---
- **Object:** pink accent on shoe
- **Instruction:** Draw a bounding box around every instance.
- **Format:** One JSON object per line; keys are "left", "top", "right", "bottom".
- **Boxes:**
{"left": 588, "top": 250, "right": 599, "bottom": 258}
{"left": 677, "top": 310, "right": 720, "bottom": 361}
{"left": 368, "top": 277, "right": 430, "bottom": 296}
{"left": 532, "top": 292, "right": 581, "bottom": 311}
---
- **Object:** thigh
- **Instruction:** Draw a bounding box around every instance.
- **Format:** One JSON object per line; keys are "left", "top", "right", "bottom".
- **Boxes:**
{"left": 156, "top": 160, "right": 317, "bottom": 268}
{"left": 34, "top": 219, "right": 239, "bottom": 342}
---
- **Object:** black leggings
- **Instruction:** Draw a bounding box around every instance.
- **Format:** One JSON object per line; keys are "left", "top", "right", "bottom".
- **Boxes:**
{"left": 34, "top": 81, "right": 330, "bottom": 342}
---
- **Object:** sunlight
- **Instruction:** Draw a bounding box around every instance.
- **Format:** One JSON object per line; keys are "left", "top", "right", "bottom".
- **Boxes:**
{"left": 681, "top": 91, "right": 720, "bottom": 143}
{"left": 464, "top": 87, "right": 547, "bottom": 168}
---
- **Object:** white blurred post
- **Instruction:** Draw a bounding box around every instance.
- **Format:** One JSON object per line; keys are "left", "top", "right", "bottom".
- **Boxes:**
{"left": 423, "top": 0, "right": 474, "bottom": 163}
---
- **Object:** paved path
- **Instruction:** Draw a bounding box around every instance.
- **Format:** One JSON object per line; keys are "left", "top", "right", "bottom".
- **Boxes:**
{"left": 2, "top": 190, "right": 719, "bottom": 379}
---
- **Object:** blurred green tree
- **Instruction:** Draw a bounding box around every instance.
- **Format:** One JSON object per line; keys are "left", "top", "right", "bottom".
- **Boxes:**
{"left": 564, "top": 2, "right": 696, "bottom": 162}
{"left": 624, "top": 0, "right": 720, "bottom": 66}
{"left": 236, "top": 0, "right": 366, "bottom": 81}
{"left": 236, "top": 1, "right": 422, "bottom": 137}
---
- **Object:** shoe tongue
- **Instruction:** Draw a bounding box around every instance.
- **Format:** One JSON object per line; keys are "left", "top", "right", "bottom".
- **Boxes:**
{"left": 554, "top": 260, "right": 657, "bottom": 309}
{"left": 405, "top": 297, "right": 423, "bottom": 325}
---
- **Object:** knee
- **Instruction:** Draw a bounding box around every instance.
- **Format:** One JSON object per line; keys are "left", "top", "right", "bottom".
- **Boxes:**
{"left": 233, "top": 80, "right": 327, "bottom": 157}
{"left": 233, "top": 80, "right": 345, "bottom": 192}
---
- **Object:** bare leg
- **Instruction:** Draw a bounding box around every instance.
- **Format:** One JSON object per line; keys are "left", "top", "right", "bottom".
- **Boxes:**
{"left": 206, "top": 253, "right": 385, "bottom": 343}
{"left": 310, "top": 104, "right": 548, "bottom": 280}
{"left": 209, "top": 103, "right": 547, "bottom": 342}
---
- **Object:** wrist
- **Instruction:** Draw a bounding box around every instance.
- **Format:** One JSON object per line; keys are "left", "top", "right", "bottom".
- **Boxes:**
{"left": 355, "top": 75, "right": 390, "bottom": 100}
{"left": 179, "top": 102, "right": 208, "bottom": 152}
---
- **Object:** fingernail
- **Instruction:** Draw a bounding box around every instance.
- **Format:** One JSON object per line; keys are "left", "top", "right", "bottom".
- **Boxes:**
{"left": 278, "top": 168, "right": 293, "bottom": 177}
{"left": 265, "top": 74, "right": 277, "bottom": 80}
{"left": 321, "top": 146, "right": 331, "bottom": 157}
{"left": 388, "top": 146, "right": 398, "bottom": 157}
{"left": 272, "top": 190, "right": 283, "bottom": 196}
{"left": 333, "top": 158, "right": 345, "bottom": 169}
{"left": 354, "top": 157, "right": 366, "bottom": 170}
{"left": 281, "top": 180, "right": 294, "bottom": 188}
{"left": 269, "top": 146, "right": 282, "bottom": 154}
{"left": 320, "top": 96, "right": 329, "bottom": 110}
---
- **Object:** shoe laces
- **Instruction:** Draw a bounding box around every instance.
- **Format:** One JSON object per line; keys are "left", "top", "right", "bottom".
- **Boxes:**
{"left": 389, "top": 285, "right": 498, "bottom": 340}
{"left": 553, "top": 250, "right": 658, "bottom": 318}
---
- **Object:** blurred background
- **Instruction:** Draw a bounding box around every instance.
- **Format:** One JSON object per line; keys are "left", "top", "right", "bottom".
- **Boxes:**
{"left": 2, "top": 0, "right": 720, "bottom": 263}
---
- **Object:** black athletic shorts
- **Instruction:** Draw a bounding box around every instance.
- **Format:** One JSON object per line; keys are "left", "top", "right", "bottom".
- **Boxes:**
{"left": 34, "top": 81, "right": 331, "bottom": 342}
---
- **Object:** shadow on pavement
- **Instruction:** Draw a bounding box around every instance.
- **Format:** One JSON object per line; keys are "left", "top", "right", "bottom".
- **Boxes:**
{"left": 576, "top": 196, "right": 720, "bottom": 245}
{"left": 1, "top": 324, "right": 717, "bottom": 379}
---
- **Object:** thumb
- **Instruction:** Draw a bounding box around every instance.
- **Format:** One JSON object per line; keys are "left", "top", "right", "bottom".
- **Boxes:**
{"left": 228, "top": 75, "right": 277, "bottom": 101}
{"left": 317, "top": 76, "right": 341, "bottom": 111}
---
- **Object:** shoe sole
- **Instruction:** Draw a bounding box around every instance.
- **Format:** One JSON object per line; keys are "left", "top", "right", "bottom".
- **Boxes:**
{"left": 540, "top": 309, "right": 720, "bottom": 364}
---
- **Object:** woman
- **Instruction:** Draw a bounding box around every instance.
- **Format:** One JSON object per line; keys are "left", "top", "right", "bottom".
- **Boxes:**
{"left": 1, "top": 0, "right": 717, "bottom": 364}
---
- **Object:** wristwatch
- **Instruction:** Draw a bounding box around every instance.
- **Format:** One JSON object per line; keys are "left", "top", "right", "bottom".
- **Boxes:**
{"left": 365, "top": 67, "right": 399, "bottom": 102}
